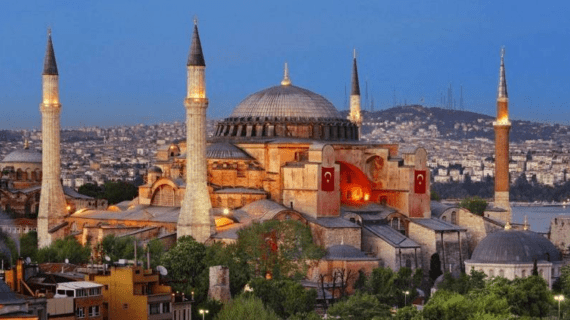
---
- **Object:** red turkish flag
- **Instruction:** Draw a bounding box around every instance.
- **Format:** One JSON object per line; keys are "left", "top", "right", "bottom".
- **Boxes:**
{"left": 414, "top": 170, "right": 426, "bottom": 194}
{"left": 321, "top": 167, "right": 335, "bottom": 191}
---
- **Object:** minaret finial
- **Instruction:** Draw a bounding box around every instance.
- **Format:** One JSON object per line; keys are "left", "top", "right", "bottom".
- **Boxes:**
{"left": 281, "top": 62, "right": 291, "bottom": 86}
{"left": 351, "top": 51, "right": 360, "bottom": 96}
{"left": 47, "top": 27, "right": 51, "bottom": 37}
{"left": 353, "top": 48, "right": 356, "bottom": 59}
{"left": 194, "top": 15, "right": 198, "bottom": 26}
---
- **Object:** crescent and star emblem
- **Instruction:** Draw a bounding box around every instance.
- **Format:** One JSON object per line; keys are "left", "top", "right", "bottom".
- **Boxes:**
{"left": 324, "top": 171, "right": 332, "bottom": 182}
{"left": 417, "top": 174, "right": 424, "bottom": 185}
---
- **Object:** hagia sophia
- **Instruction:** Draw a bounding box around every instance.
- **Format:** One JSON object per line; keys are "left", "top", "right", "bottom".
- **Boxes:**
{"left": 3, "top": 20, "right": 566, "bottom": 289}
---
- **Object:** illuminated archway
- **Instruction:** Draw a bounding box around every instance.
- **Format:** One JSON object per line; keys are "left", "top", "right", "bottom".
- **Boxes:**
{"left": 337, "top": 161, "right": 372, "bottom": 206}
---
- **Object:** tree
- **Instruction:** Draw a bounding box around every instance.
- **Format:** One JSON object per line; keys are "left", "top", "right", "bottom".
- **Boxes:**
{"left": 235, "top": 220, "right": 325, "bottom": 279}
{"left": 327, "top": 292, "right": 391, "bottom": 320}
{"left": 36, "top": 236, "right": 91, "bottom": 264}
{"left": 248, "top": 278, "right": 317, "bottom": 319}
{"left": 459, "top": 196, "right": 487, "bottom": 215}
{"left": 101, "top": 181, "right": 138, "bottom": 204}
{"left": 430, "top": 189, "right": 440, "bottom": 201}
{"left": 160, "top": 236, "right": 207, "bottom": 297}
{"left": 77, "top": 183, "right": 102, "bottom": 198}
{"left": 429, "top": 253, "right": 443, "bottom": 281}
{"left": 202, "top": 242, "right": 251, "bottom": 297}
{"left": 20, "top": 231, "right": 38, "bottom": 262}
{"left": 215, "top": 295, "right": 280, "bottom": 320}
{"left": 421, "top": 289, "right": 510, "bottom": 320}
{"left": 0, "top": 230, "right": 18, "bottom": 267}
{"left": 146, "top": 239, "right": 164, "bottom": 270}
{"left": 100, "top": 235, "right": 144, "bottom": 263}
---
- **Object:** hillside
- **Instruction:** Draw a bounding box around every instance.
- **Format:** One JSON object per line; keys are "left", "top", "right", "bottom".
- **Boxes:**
{"left": 341, "top": 105, "right": 569, "bottom": 143}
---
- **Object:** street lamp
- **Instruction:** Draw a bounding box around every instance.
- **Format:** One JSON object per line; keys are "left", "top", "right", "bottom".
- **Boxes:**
{"left": 404, "top": 290, "right": 410, "bottom": 306}
{"left": 555, "top": 295, "right": 564, "bottom": 320}
{"left": 199, "top": 309, "right": 209, "bottom": 320}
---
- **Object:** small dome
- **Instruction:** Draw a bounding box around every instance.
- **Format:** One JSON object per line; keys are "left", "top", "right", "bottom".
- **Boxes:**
{"left": 2, "top": 149, "right": 42, "bottom": 163}
{"left": 207, "top": 143, "right": 252, "bottom": 160}
{"left": 470, "top": 230, "right": 560, "bottom": 263}
{"left": 230, "top": 85, "right": 342, "bottom": 120}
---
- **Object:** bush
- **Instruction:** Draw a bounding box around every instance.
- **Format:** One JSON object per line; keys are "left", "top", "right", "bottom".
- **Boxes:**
{"left": 215, "top": 295, "right": 280, "bottom": 320}
{"left": 459, "top": 196, "right": 487, "bottom": 215}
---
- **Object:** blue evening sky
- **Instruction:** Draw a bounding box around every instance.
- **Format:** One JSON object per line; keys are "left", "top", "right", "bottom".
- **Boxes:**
{"left": 1, "top": 0, "right": 569, "bottom": 129}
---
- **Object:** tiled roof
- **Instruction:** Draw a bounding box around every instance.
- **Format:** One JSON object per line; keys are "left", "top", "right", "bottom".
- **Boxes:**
{"left": 364, "top": 224, "right": 420, "bottom": 248}
{"left": 411, "top": 218, "right": 467, "bottom": 232}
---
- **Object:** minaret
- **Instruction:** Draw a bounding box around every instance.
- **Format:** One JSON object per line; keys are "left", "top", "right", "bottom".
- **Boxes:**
{"left": 177, "top": 19, "right": 215, "bottom": 242}
{"left": 348, "top": 49, "right": 362, "bottom": 139}
{"left": 38, "top": 29, "right": 68, "bottom": 248}
{"left": 493, "top": 47, "right": 512, "bottom": 220}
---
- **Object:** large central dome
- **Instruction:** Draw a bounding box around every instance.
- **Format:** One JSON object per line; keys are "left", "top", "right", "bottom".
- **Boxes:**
{"left": 230, "top": 85, "right": 342, "bottom": 119}
{"left": 214, "top": 65, "right": 359, "bottom": 141}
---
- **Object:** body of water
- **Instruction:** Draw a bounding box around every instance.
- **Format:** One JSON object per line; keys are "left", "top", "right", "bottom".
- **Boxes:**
{"left": 512, "top": 206, "right": 570, "bottom": 234}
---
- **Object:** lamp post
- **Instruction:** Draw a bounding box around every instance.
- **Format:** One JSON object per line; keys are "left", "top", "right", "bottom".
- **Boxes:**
{"left": 199, "top": 309, "right": 209, "bottom": 320}
{"left": 555, "top": 295, "right": 564, "bottom": 320}
{"left": 404, "top": 290, "right": 410, "bottom": 306}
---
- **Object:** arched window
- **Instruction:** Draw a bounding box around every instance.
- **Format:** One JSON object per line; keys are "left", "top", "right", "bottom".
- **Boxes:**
{"left": 451, "top": 211, "right": 457, "bottom": 224}
{"left": 522, "top": 269, "right": 526, "bottom": 277}
{"left": 406, "top": 259, "right": 412, "bottom": 268}
{"left": 539, "top": 269, "right": 544, "bottom": 277}
{"left": 151, "top": 184, "right": 179, "bottom": 206}
{"left": 489, "top": 269, "right": 494, "bottom": 277}
{"left": 442, "top": 216, "right": 447, "bottom": 221}
{"left": 499, "top": 269, "right": 504, "bottom": 277}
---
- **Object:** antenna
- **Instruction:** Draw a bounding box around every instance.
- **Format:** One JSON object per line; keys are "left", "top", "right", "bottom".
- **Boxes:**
{"left": 104, "top": 255, "right": 111, "bottom": 262}
{"left": 157, "top": 265, "right": 168, "bottom": 276}
{"left": 460, "top": 85, "right": 464, "bottom": 111}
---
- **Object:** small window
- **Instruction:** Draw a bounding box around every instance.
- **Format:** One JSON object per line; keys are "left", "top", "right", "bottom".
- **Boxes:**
{"left": 135, "top": 270, "right": 141, "bottom": 274}
{"left": 162, "top": 302, "right": 170, "bottom": 313}
{"left": 123, "top": 304, "right": 129, "bottom": 310}
{"left": 76, "top": 307, "right": 85, "bottom": 318}
{"left": 150, "top": 303, "right": 161, "bottom": 315}
{"left": 57, "top": 290, "right": 65, "bottom": 295}
{"left": 489, "top": 269, "right": 494, "bottom": 277}
{"left": 66, "top": 290, "right": 75, "bottom": 297}
{"left": 89, "top": 306, "right": 100, "bottom": 317}
{"left": 499, "top": 269, "right": 504, "bottom": 277}
{"left": 522, "top": 269, "right": 526, "bottom": 277}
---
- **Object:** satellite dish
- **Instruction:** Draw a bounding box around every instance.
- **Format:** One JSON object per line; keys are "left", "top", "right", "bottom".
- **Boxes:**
{"left": 65, "top": 259, "right": 69, "bottom": 264}
{"left": 157, "top": 266, "right": 168, "bottom": 276}
{"left": 25, "top": 257, "right": 32, "bottom": 264}
{"left": 104, "top": 255, "right": 111, "bottom": 262}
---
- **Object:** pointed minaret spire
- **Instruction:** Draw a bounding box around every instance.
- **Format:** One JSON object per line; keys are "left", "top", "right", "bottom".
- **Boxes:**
{"left": 351, "top": 49, "right": 360, "bottom": 95}
{"left": 43, "top": 28, "right": 58, "bottom": 75}
{"left": 281, "top": 62, "right": 291, "bottom": 86}
{"left": 187, "top": 18, "right": 205, "bottom": 67}
{"left": 497, "top": 47, "right": 508, "bottom": 100}
{"left": 348, "top": 49, "right": 362, "bottom": 140}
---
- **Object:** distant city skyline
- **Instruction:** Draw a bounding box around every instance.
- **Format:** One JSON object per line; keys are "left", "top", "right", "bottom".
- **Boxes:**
{"left": 1, "top": 0, "right": 569, "bottom": 129}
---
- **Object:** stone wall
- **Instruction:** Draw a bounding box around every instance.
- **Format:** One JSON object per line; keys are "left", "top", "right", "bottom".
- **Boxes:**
{"left": 550, "top": 217, "right": 570, "bottom": 256}
{"left": 310, "top": 223, "right": 360, "bottom": 249}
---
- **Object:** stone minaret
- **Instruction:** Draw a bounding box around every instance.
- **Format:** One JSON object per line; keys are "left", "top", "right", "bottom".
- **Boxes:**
{"left": 493, "top": 47, "right": 512, "bottom": 220}
{"left": 177, "top": 20, "right": 215, "bottom": 242}
{"left": 38, "top": 29, "right": 68, "bottom": 248}
{"left": 348, "top": 49, "right": 362, "bottom": 139}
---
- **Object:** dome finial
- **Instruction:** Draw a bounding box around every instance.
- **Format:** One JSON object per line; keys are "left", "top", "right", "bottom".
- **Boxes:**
{"left": 504, "top": 220, "right": 512, "bottom": 230}
{"left": 281, "top": 62, "right": 291, "bottom": 86}
{"left": 523, "top": 215, "right": 529, "bottom": 230}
